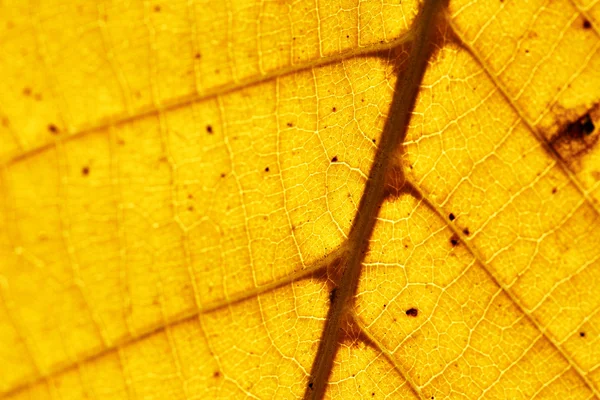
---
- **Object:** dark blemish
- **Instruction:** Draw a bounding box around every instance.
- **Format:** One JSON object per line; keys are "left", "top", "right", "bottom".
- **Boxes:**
{"left": 23, "top": 87, "right": 32, "bottom": 96}
{"left": 293, "top": 37, "right": 296, "bottom": 41}
{"left": 463, "top": 228, "right": 470, "bottom": 236}
{"left": 154, "top": 5, "right": 161, "bottom": 12}
{"left": 220, "top": 173, "right": 226, "bottom": 178}
{"left": 81, "top": 166, "right": 89, "bottom": 176}
{"left": 188, "top": 194, "right": 193, "bottom": 199}
{"left": 449, "top": 213, "right": 455, "bottom": 221}
{"left": 549, "top": 111, "right": 598, "bottom": 163}
{"left": 329, "top": 288, "right": 337, "bottom": 303}
{"left": 206, "top": 125, "right": 213, "bottom": 134}
{"left": 450, "top": 234, "right": 459, "bottom": 247}
{"left": 195, "top": 53, "right": 201, "bottom": 59}
{"left": 406, "top": 308, "right": 418, "bottom": 317}
{"left": 525, "top": 49, "right": 529, "bottom": 53}
{"left": 48, "top": 124, "right": 59, "bottom": 135}
{"left": 213, "top": 371, "right": 220, "bottom": 378}
{"left": 308, "top": 382, "right": 314, "bottom": 390}
{"left": 346, "top": 35, "right": 350, "bottom": 38}
{"left": 287, "top": 122, "right": 293, "bottom": 127}
{"left": 361, "top": 98, "right": 365, "bottom": 102}
{"left": 583, "top": 19, "right": 591, "bottom": 29}
{"left": 383, "top": 304, "right": 386, "bottom": 308}
{"left": 552, "top": 187, "right": 558, "bottom": 194}
{"left": 372, "top": 138, "right": 376, "bottom": 143}
{"left": 188, "top": 206, "right": 194, "bottom": 211}
{"left": 117, "top": 138, "right": 125, "bottom": 146}
{"left": 372, "top": 393, "right": 375, "bottom": 396}
{"left": 265, "top": 167, "right": 270, "bottom": 172}
{"left": 331, "top": 156, "right": 338, "bottom": 162}
{"left": 332, "top": 107, "right": 337, "bottom": 112}
{"left": 580, "top": 332, "right": 586, "bottom": 337}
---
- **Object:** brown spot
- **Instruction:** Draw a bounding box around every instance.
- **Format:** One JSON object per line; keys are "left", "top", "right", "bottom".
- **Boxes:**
{"left": 450, "top": 234, "right": 459, "bottom": 247}
{"left": 549, "top": 110, "right": 598, "bottom": 166}
{"left": 383, "top": 304, "right": 386, "bottom": 308}
{"left": 48, "top": 124, "right": 59, "bottom": 135}
{"left": 23, "top": 87, "right": 32, "bottom": 96}
{"left": 580, "top": 332, "right": 586, "bottom": 337}
{"left": 81, "top": 166, "right": 89, "bottom": 176}
{"left": 329, "top": 288, "right": 337, "bottom": 303}
{"left": 332, "top": 107, "right": 337, "bottom": 112}
{"left": 206, "top": 125, "right": 213, "bottom": 134}
{"left": 331, "top": 156, "right": 338, "bottom": 162}
{"left": 449, "top": 213, "right": 455, "bottom": 221}
{"left": 287, "top": 122, "right": 293, "bottom": 127}
{"left": 188, "top": 194, "right": 193, "bottom": 199}
{"left": 552, "top": 187, "right": 558, "bottom": 194}
{"left": 372, "top": 138, "right": 376, "bottom": 143}
{"left": 195, "top": 53, "right": 201, "bottom": 59}
{"left": 154, "top": 5, "right": 161, "bottom": 12}
{"left": 220, "top": 173, "right": 226, "bottom": 178}
{"left": 463, "top": 228, "right": 470, "bottom": 236}
{"left": 406, "top": 308, "right": 418, "bottom": 317}
{"left": 213, "top": 371, "right": 220, "bottom": 378}
{"left": 308, "top": 382, "right": 313, "bottom": 389}
{"left": 583, "top": 19, "right": 591, "bottom": 29}
{"left": 265, "top": 167, "right": 270, "bottom": 172}
{"left": 188, "top": 206, "right": 194, "bottom": 211}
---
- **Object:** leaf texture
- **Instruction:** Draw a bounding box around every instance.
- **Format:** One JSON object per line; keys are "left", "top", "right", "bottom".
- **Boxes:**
{"left": 0, "top": 0, "right": 599, "bottom": 399}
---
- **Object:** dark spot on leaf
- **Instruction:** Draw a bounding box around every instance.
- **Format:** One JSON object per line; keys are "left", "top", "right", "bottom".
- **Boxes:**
{"left": 154, "top": 5, "right": 161, "bottom": 12}
{"left": 583, "top": 19, "right": 591, "bottom": 29}
{"left": 23, "top": 87, "right": 31, "bottom": 96}
{"left": 331, "top": 156, "right": 338, "bottom": 162}
{"left": 346, "top": 35, "right": 350, "bottom": 38}
{"left": 449, "top": 213, "right": 455, "bottom": 221}
{"left": 552, "top": 187, "right": 557, "bottom": 194}
{"left": 383, "top": 304, "right": 386, "bottom": 308}
{"left": 220, "top": 173, "right": 226, "bottom": 178}
{"left": 287, "top": 122, "right": 293, "bottom": 127}
{"left": 372, "top": 138, "right": 376, "bottom": 143}
{"left": 188, "top": 206, "right": 194, "bottom": 211}
{"left": 372, "top": 393, "right": 375, "bottom": 396}
{"left": 463, "top": 228, "right": 470, "bottom": 236}
{"left": 206, "top": 125, "right": 213, "bottom": 134}
{"left": 195, "top": 53, "right": 201, "bottom": 59}
{"left": 81, "top": 166, "right": 89, "bottom": 176}
{"left": 549, "top": 111, "right": 598, "bottom": 164}
{"left": 329, "top": 288, "right": 337, "bottom": 303}
{"left": 580, "top": 331, "right": 586, "bottom": 337}
{"left": 332, "top": 107, "right": 337, "bottom": 112}
{"left": 265, "top": 167, "right": 270, "bottom": 172}
{"left": 406, "top": 308, "right": 418, "bottom": 317}
{"left": 213, "top": 371, "right": 220, "bottom": 378}
{"left": 48, "top": 124, "right": 59, "bottom": 135}
{"left": 308, "top": 382, "right": 313, "bottom": 389}
{"left": 450, "top": 234, "right": 459, "bottom": 247}
{"left": 188, "top": 194, "right": 193, "bottom": 199}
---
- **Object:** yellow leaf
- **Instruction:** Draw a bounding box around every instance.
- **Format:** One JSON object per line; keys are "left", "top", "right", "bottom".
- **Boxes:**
{"left": 1, "top": 0, "right": 599, "bottom": 399}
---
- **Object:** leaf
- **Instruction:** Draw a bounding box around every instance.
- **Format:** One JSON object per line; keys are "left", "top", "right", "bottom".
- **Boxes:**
{"left": 0, "top": 0, "right": 599, "bottom": 399}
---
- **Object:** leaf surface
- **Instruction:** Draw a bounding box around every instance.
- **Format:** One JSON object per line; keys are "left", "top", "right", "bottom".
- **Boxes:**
{"left": 1, "top": 0, "right": 600, "bottom": 399}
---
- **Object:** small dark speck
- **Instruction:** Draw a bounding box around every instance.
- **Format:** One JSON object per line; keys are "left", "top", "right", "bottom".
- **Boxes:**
{"left": 449, "top": 213, "right": 455, "bottom": 221}
{"left": 195, "top": 53, "right": 201, "bottom": 59}
{"left": 329, "top": 288, "right": 337, "bottom": 303}
{"left": 81, "top": 166, "right": 89, "bottom": 176}
{"left": 23, "top": 87, "right": 32, "bottom": 96}
{"left": 48, "top": 124, "right": 59, "bottom": 134}
{"left": 332, "top": 107, "right": 337, "bottom": 112}
{"left": 581, "top": 114, "right": 595, "bottom": 135}
{"left": 372, "top": 138, "right": 376, "bottom": 143}
{"left": 188, "top": 206, "right": 194, "bottom": 211}
{"left": 372, "top": 393, "right": 375, "bottom": 397}
{"left": 154, "top": 5, "right": 161, "bottom": 12}
{"left": 265, "top": 167, "right": 270, "bottom": 172}
{"left": 580, "top": 331, "right": 586, "bottom": 337}
{"left": 206, "top": 125, "right": 213, "bottom": 134}
{"left": 552, "top": 187, "right": 558, "bottom": 194}
{"left": 583, "top": 19, "right": 592, "bottom": 29}
{"left": 406, "top": 308, "right": 418, "bottom": 317}
{"left": 331, "top": 156, "right": 338, "bottom": 162}
{"left": 463, "top": 228, "right": 470, "bottom": 236}
{"left": 213, "top": 371, "right": 220, "bottom": 378}
{"left": 525, "top": 49, "right": 529, "bottom": 53}
{"left": 450, "top": 234, "right": 459, "bottom": 247}
{"left": 346, "top": 35, "right": 350, "bottom": 38}
{"left": 383, "top": 304, "right": 386, "bottom": 308}
{"left": 287, "top": 122, "right": 293, "bottom": 127}
{"left": 220, "top": 173, "right": 226, "bottom": 178}
{"left": 308, "top": 382, "right": 314, "bottom": 389}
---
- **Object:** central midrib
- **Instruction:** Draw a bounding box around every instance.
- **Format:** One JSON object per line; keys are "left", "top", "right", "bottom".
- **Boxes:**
{"left": 302, "top": 1, "right": 446, "bottom": 399}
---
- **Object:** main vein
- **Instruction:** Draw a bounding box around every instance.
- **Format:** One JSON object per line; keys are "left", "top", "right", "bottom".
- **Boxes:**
{"left": 303, "top": 1, "right": 445, "bottom": 399}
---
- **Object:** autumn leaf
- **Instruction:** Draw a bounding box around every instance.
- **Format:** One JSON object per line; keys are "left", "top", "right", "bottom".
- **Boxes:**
{"left": 1, "top": 0, "right": 600, "bottom": 399}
